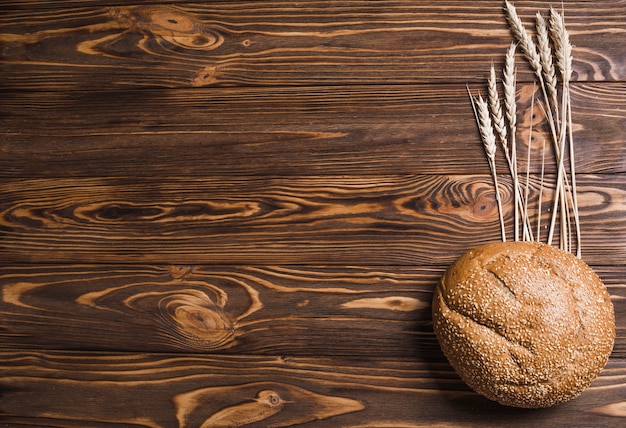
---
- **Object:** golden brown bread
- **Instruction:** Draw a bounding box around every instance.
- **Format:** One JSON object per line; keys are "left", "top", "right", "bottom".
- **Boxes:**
{"left": 432, "top": 241, "right": 615, "bottom": 408}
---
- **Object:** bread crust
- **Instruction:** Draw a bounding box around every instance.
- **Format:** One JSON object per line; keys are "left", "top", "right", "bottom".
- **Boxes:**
{"left": 432, "top": 241, "right": 615, "bottom": 408}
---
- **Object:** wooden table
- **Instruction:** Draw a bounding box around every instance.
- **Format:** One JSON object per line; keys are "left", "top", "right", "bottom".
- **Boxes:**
{"left": 1, "top": 1, "right": 625, "bottom": 426}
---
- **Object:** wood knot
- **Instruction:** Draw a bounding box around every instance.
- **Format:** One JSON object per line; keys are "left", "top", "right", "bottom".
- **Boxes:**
{"left": 109, "top": 6, "right": 224, "bottom": 50}
{"left": 169, "top": 265, "right": 193, "bottom": 280}
{"left": 147, "top": 9, "right": 196, "bottom": 33}
{"left": 122, "top": 287, "right": 235, "bottom": 351}
{"left": 162, "top": 292, "right": 235, "bottom": 350}
{"left": 173, "top": 382, "right": 365, "bottom": 428}
{"left": 192, "top": 65, "right": 219, "bottom": 86}
{"left": 471, "top": 194, "right": 497, "bottom": 219}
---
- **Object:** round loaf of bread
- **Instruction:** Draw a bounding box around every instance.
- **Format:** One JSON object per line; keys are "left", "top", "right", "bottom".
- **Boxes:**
{"left": 432, "top": 241, "right": 615, "bottom": 408}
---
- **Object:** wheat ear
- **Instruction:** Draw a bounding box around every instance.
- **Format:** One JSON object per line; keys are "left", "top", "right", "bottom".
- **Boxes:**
{"left": 503, "top": 1, "right": 542, "bottom": 76}
{"left": 536, "top": 12, "right": 559, "bottom": 121}
{"left": 488, "top": 64, "right": 508, "bottom": 147}
{"left": 503, "top": 43, "right": 517, "bottom": 137}
{"left": 550, "top": 7, "right": 573, "bottom": 85}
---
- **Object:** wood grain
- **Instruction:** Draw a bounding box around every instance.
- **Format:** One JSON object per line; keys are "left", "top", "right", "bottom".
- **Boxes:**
{"left": 1, "top": 83, "right": 625, "bottom": 178}
{"left": 1, "top": 1, "right": 625, "bottom": 90}
{"left": 1, "top": 351, "right": 625, "bottom": 427}
{"left": 2, "top": 1, "right": 626, "bottom": 425}
{"left": 0, "top": 264, "right": 441, "bottom": 355}
{"left": 1, "top": 175, "right": 625, "bottom": 265}
{"left": 1, "top": 264, "right": 625, "bottom": 357}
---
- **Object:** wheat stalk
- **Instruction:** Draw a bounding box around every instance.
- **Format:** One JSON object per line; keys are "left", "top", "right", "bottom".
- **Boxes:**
{"left": 502, "top": 43, "right": 520, "bottom": 241}
{"left": 488, "top": 64, "right": 517, "bottom": 238}
{"left": 523, "top": 85, "right": 535, "bottom": 242}
{"left": 537, "top": 137, "right": 546, "bottom": 242}
{"left": 469, "top": 1, "right": 581, "bottom": 256}
{"left": 551, "top": 6, "right": 580, "bottom": 257}
{"left": 546, "top": 5, "right": 580, "bottom": 256}
{"left": 490, "top": 63, "right": 533, "bottom": 242}
{"left": 469, "top": 87, "right": 507, "bottom": 242}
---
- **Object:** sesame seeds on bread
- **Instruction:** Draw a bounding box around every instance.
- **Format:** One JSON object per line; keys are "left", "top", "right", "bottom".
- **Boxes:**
{"left": 432, "top": 241, "right": 615, "bottom": 408}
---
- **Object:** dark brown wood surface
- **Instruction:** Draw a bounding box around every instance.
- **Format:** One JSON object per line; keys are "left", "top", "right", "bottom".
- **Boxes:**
{"left": 1, "top": 1, "right": 625, "bottom": 426}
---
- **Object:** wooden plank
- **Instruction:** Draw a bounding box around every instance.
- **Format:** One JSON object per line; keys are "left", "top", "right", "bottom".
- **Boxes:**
{"left": 2, "top": 83, "right": 625, "bottom": 177}
{"left": 0, "top": 264, "right": 624, "bottom": 357}
{"left": 1, "top": 175, "right": 625, "bottom": 265}
{"left": 0, "top": 264, "right": 441, "bottom": 355}
{"left": 1, "top": 1, "right": 625, "bottom": 90}
{"left": 1, "top": 351, "right": 625, "bottom": 427}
